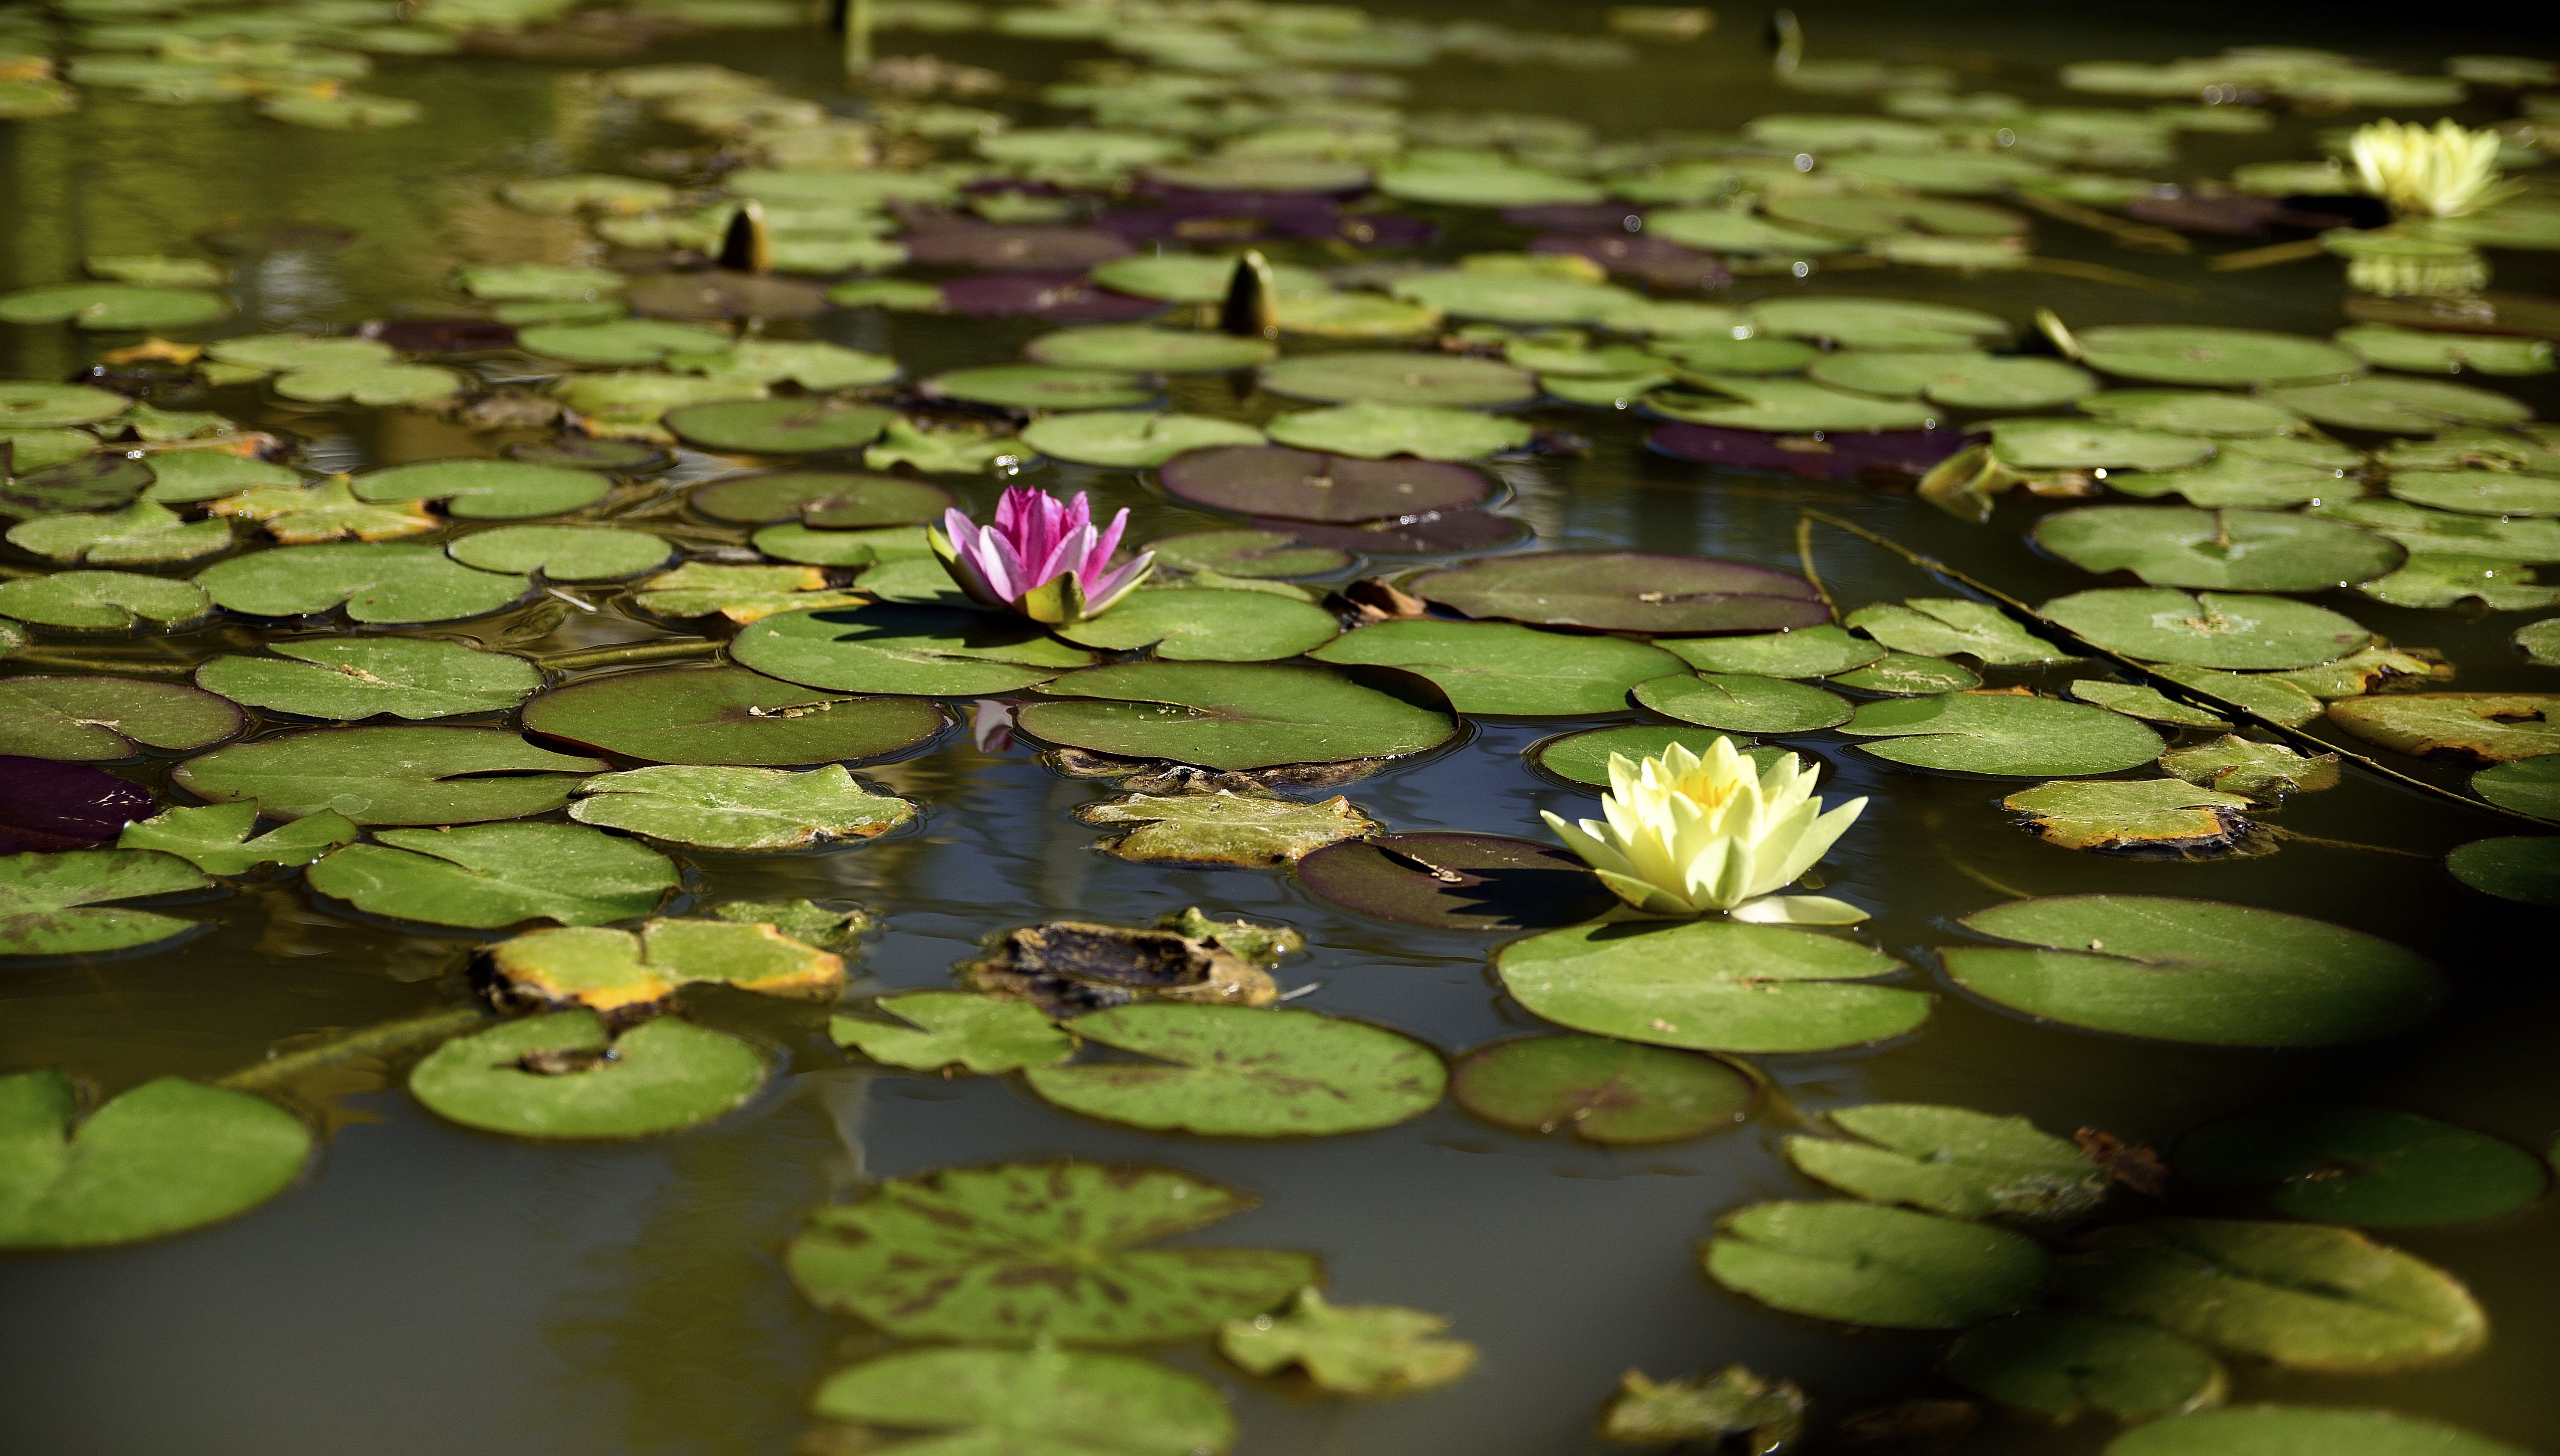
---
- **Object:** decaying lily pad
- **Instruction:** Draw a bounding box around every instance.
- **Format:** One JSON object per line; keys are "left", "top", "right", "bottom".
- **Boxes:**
{"left": 1451, "top": 1035, "right": 1753, "bottom": 1145}
{"left": 1299, "top": 833, "right": 1621, "bottom": 931}
{"left": 1600, "top": 1367, "right": 1808, "bottom": 1449}
{"left": 0, "top": 1071, "right": 311, "bottom": 1248}
{"left": 2326, "top": 693, "right": 2560, "bottom": 765}
{"left": 1219, "top": 1287, "right": 1477, "bottom": 1396}
{"left": 1784, "top": 1103, "right": 2110, "bottom": 1220}
{"left": 569, "top": 764, "right": 915, "bottom": 850}
{"left": 957, "top": 913, "right": 1292, "bottom": 1017}
{"left": 1077, "top": 791, "right": 1375, "bottom": 866}
{"left": 2159, "top": 736, "right": 2341, "bottom": 800}
{"left": 483, "top": 916, "right": 844, "bottom": 1014}
{"left": 1496, "top": 920, "right": 1930, "bottom": 1053}
{"left": 408, "top": 1011, "right": 767, "bottom": 1139}
{"left": 2004, "top": 778, "right": 2262, "bottom": 857}
{"left": 830, "top": 992, "right": 1074, "bottom": 1075}
{"left": 1705, "top": 1200, "right": 2049, "bottom": 1330}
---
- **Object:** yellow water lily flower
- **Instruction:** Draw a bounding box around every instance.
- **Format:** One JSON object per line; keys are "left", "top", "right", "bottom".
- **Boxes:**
{"left": 2349, "top": 119, "right": 2510, "bottom": 219}
{"left": 1542, "top": 739, "right": 1868, "bottom": 925}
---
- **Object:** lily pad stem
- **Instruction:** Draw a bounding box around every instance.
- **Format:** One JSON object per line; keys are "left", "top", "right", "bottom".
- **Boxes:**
{"left": 2004, "top": 189, "right": 2190, "bottom": 255}
{"left": 1791, "top": 515, "right": 1834, "bottom": 614}
{"left": 216, "top": 1006, "right": 492, "bottom": 1092}
{"left": 2265, "top": 827, "right": 2433, "bottom": 859}
{"left": 2206, "top": 237, "right": 2330, "bottom": 272}
{"left": 1796, "top": 508, "right": 2554, "bottom": 829}
{"left": 536, "top": 638, "right": 725, "bottom": 672}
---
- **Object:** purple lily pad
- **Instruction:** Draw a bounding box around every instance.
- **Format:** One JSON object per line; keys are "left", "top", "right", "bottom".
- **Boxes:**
{"left": 1409, "top": 550, "right": 1829, "bottom": 634}
{"left": 1503, "top": 204, "right": 1645, "bottom": 231}
{"left": 902, "top": 224, "right": 1134, "bottom": 272}
{"left": 360, "top": 318, "right": 520, "bottom": 354}
{"left": 2126, "top": 194, "right": 2369, "bottom": 237}
{"left": 0, "top": 756, "right": 156, "bottom": 854}
{"left": 941, "top": 273, "right": 1165, "bottom": 322}
{"left": 1649, "top": 423, "right": 1965, "bottom": 479}
{"left": 1161, "top": 445, "right": 1493, "bottom": 523}
{"left": 622, "top": 270, "right": 830, "bottom": 321}
{"left": 1297, "top": 832, "right": 1620, "bottom": 931}
{"left": 1530, "top": 232, "right": 1730, "bottom": 290}
{"left": 1250, "top": 510, "right": 1526, "bottom": 554}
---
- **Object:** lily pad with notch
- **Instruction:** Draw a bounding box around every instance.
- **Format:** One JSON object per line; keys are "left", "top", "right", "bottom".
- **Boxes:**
{"left": 1300, "top": 833, "right": 1621, "bottom": 931}
{"left": 1943, "top": 1313, "right": 2225, "bottom": 1423}
{"left": 7, "top": 501, "right": 230, "bottom": 566}
{"left": 446, "top": 526, "right": 672, "bottom": 580}
{"left": 1831, "top": 653, "right": 1982, "bottom": 695}
{"left": 2041, "top": 589, "right": 2370, "bottom": 670}
{"left": 691, "top": 470, "right": 956, "bottom": 526}
{"left": 1942, "top": 895, "right": 2440, "bottom": 1047}
{"left": 2334, "top": 324, "right": 2554, "bottom": 377}
{"left": 2081, "top": 388, "right": 2307, "bottom": 438}
{"left": 1846, "top": 599, "right": 2078, "bottom": 665}
{"left": 1661, "top": 625, "right": 1886, "bottom": 678}
{"left": 0, "top": 676, "right": 242, "bottom": 760}
{"left": 195, "top": 638, "right": 540, "bottom": 721}
{"left": 115, "top": 803, "right": 357, "bottom": 876}
{"left": 523, "top": 666, "right": 948, "bottom": 765}
{"left": 831, "top": 992, "right": 1074, "bottom": 1074}
{"left": 809, "top": 1345, "right": 1236, "bottom": 1455}
{"left": 175, "top": 725, "right": 603, "bottom": 825}
{"left": 2177, "top": 1107, "right": 2547, "bottom": 1227}
{"left": 2034, "top": 506, "right": 2403, "bottom": 591}
{"left": 1784, "top": 1103, "right": 2110, "bottom": 1220}
{"left": 1257, "top": 353, "right": 1536, "bottom": 408}
{"left": 2325, "top": 693, "right": 2560, "bottom": 765}
{"left": 308, "top": 821, "right": 676, "bottom": 928}
{"left": 1217, "top": 1286, "right": 1476, "bottom": 1398}
{"left": 1025, "top": 1003, "right": 1444, "bottom": 1137}
{"left": 786, "top": 1159, "right": 1317, "bottom": 1343}
{"left": 1410, "top": 551, "right": 1828, "bottom": 634}
{"left": 1079, "top": 791, "right": 1376, "bottom": 867}
{"left": 2161, "top": 735, "right": 2341, "bottom": 799}
{"left": 1497, "top": 920, "right": 1930, "bottom": 1053}
{"left": 193, "top": 543, "right": 527, "bottom": 625}
{"left": 755, "top": 523, "right": 932, "bottom": 568}
{"left": 666, "top": 399, "right": 896, "bottom": 454}
{"left": 1532, "top": 726, "right": 1786, "bottom": 788}
{"left": 1020, "top": 661, "right": 1457, "bottom": 769}
{"left": 1057, "top": 589, "right": 1340, "bottom": 662}
{"left": 483, "top": 917, "right": 844, "bottom": 1015}
{"left": 1311, "top": 620, "right": 1682, "bottom": 715}
{"left": 630, "top": 563, "right": 867, "bottom": 624}
{"left": 2107, "top": 437, "right": 2359, "bottom": 510}
{"left": 2067, "top": 681, "right": 2231, "bottom": 729}
{"left": 1158, "top": 446, "right": 1491, "bottom": 523}
{"left": 0, "top": 848, "right": 208, "bottom": 955}
{"left": 351, "top": 459, "right": 610, "bottom": 520}
{"left": 0, "top": 381, "right": 133, "bottom": 429}
{"left": 140, "top": 452, "right": 301, "bottom": 504}
{"left": 0, "top": 571, "right": 209, "bottom": 632}
{"left": 1840, "top": 693, "right": 2164, "bottom": 776}
{"left": 1705, "top": 1200, "right": 2049, "bottom": 1330}
{"left": 734, "top": 604, "right": 1101, "bottom": 696}
{"left": 2073, "top": 327, "right": 2364, "bottom": 387}
{"left": 569, "top": 763, "right": 915, "bottom": 850}
{"left": 1452, "top": 1035, "right": 1753, "bottom": 1145}
{"left": 0, "top": 1071, "right": 311, "bottom": 1248}
{"left": 1982, "top": 418, "right": 2215, "bottom": 472}
{"left": 408, "top": 1011, "right": 766, "bottom": 1139}
{"left": 1021, "top": 412, "right": 1265, "bottom": 468}
{"left": 1635, "top": 672, "right": 1852, "bottom": 734}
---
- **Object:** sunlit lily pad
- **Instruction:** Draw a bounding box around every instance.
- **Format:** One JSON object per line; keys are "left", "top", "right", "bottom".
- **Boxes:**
{"left": 1025, "top": 1004, "right": 1442, "bottom": 1136}
{"left": 2447, "top": 835, "right": 2560, "bottom": 904}
{"left": 485, "top": 917, "right": 842, "bottom": 1014}
{"left": 666, "top": 398, "right": 896, "bottom": 454}
{"left": 755, "top": 523, "right": 930, "bottom": 568}
{"left": 1650, "top": 377, "right": 1940, "bottom": 432}
{"left": 2081, "top": 389, "right": 2306, "bottom": 437}
{"left": 523, "top": 666, "right": 947, "bottom": 765}
{"left": 1635, "top": 672, "right": 1852, "bottom": 734}
{"left": 2314, "top": 498, "right": 2560, "bottom": 560}
{"left": 2387, "top": 470, "right": 2560, "bottom": 517}
{"left": 2262, "top": 376, "right": 2532, "bottom": 434}
{"left": 408, "top": 1011, "right": 765, "bottom": 1139}
{"left": 2471, "top": 756, "right": 2560, "bottom": 818}
{"left": 1022, "top": 411, "right": 1265, "bottom": 467}
{"left": 2108, "top": 437, "right": 2359, "bottom": 510}
{"left": 1265, "top": 402, "right": 1532, "bottom": 461}
{"left": 1089, "top": 254, "right": 1330, "bottom": 305}
{"left": 1847, "top": 598, "right": 2077, "bottom": 665}
{"left": 0, "top": 282, "right": 229, "bottom": 330}
{"left": 0, "top": 675, "right": 242, "bottom": 760}
{"left": 1028, "top": 326, "right": 1275, "bottom": 373}
{"left": 1148, "top": 529, "right": 1351, "bottom": 579}
{"left": 1944, "top": 896, "right": 2439, "bottom": 1046}
{"left": 1278, "top": 290, "right": 1444, "bottom": 339}
{"left": 2055, "top": 1219, "right": 2484, "bottom": 1372}
{"left": 446, "top": 525, "right": 672, "bottom": 581}
{"left": 1840, "top": 692, "right": 2162, "bottom": 776}
{"left": 735, "top": 604, "right": 1100, "bottom": 696}
{"left": 2107, "top": 1406, "right": 2529, "bottom": 1456}
{"left": 2005, "top": 778, "right": 2259, "bottom": 855}
{"left": 0, "top": 381, "right": 134, "bottom": 428}
{"left": 2326, "top": 693, "right": 2560, "bottom": 765}
{"left": 2041, "top": 588, "right": 2370, "bottom": 669}
{"left": 8, "top": 501, "right": 231, "bottom": 565}
{"left": 1259, "top": 352, "right": 1535, "bottom": 408}
{"left": 1661, "top": 625, "right": 1884, "bottom": 678}
{"left": 930, "top": 365, "right": 1155, "bottom": 411}
{"left": 1022, "top": 661, "right": 1456, "bottom": 769}
{"left": 1412, "top": 551, "right": 1828, "bottom": 634}
{"left": 832, "top": 992, "right": 1072, "bottom": 1074}
{"left": 0, "top": 1071, "right": 310, "bottom": 1248}
{"left": 787, "top": 1160, "right": 1317, "bottom": 1343}
{"left": 2074, "top": 327, "right": 2364, "bottom": 387}
{"left": 1219, "top": 1287, "right": 1477, "bottom": 1397}
{"left": 141, "top": 452, "right": 300, "bottom": 505}
{"left": 1705, "top": 1200, "right": 2049, "bottom": 1329}
{"left": 194, "top": 543, "right": 526, "bottom": 624}
{"left": 1057, "top": 588, "right": 1339, "bottom": 663}
{"left": 1811, "top": 352, "right": 2097, "bottom": 410}
{"left": 1497, "top": 920, "right": 1929, "bottom": 1053}
{"left": 1532, "top": 726, "right": 1781, "bottom": 788}
{"left": 309, "top": 821, "right": 674, "bottom": 928}
{"left": 1158, "top": 446, "right": 1491, "bottom": 522}
{"left": 568, "top": 764, "right": 910, "bottom": 850}
{"left": 210, "top": 476, "right": 435, "bottom": 544}
{"left": 1943, "top": 1313, "right": 2224, "bottom": 1422}
{"left": 2178, "top": 1106, "right": 2547, "bottom": 1227}
{"left": 1750, "top": 298, "right": 2009, "bottom": 351}
{"left": 1831, "top": 653, "right": 1982, "bottom": 695}
{"left": 1377, "top": 164, "right": 1602, "bottom": 208}
{"left": 1983, "top": 418, "right": 2215, "bottom": 472}
{"left": 0, "top": 848, "right": 207, "bottom": 956}
{"left": 1311, "top": 620, "right": 1680, "bottom": 714}
{"left": 115, "top": 803, "right": 356, "bottom": 876}
{"left": 518, "top": 317, "right": 731, "bottom": 367}
{"left": 1079, "top": 791, "right": 1375, "bottom": 867}
{"left": 2335, "top": 324, "right": 2554, "bottom": 377}
{"left": 1390, "top": 271, "right": 1637, "bottom": 326}
{"left": 176, "top": 726, "right": 603, "bottom": 825}
{"left": 1786, "top": 1103, "right": 2109, "bottom": 1220}
{"left": 0, "top": 570, "right": 209, "bottom": 631}
{"left": 810, "top": 1345, "right": 1236, "bottom": 1454}
{"left": 1642, "top": 209, "right": 1860, "bottom": 256}
{"left": 2034, "top": 506, "right": 2402, "bottom": 591}
{"left": 2161, "top": 734, "right": 2340, "bottom": 800}
{"left": 456, "top": 263, "right": 623, "bottom": 302}
{"left": 1452, "top": 1035, "right": 1752, "bottom": 1145}
{"left": 692, "top": 470, "right": 956, "bottom": 527}
{"left": 195, "top": 638, "right": 538, "bottom": 721}
{"left": 2071, "top": 678, "right": 2230, "bottom": 729}
{"left": 351, "top": 458, "right": 610, "bottom": 520}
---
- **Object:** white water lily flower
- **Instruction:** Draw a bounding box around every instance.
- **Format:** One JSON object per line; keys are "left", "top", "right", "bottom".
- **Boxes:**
{"left": 1542, "top": 738, "right": 1869, "bottom": 925}
{"left": 2349, "top": 119, "right": 2511, "bottom": 219}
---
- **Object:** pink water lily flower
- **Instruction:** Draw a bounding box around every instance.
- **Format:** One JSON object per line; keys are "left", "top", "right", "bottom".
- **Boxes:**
{"left": 930, "top": 485, "right": 1155, "bottom": 624}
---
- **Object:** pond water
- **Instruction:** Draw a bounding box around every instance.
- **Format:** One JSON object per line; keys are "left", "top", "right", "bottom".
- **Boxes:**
{"left": 0, "top": 3, "right": 2555, "bottom": 1454}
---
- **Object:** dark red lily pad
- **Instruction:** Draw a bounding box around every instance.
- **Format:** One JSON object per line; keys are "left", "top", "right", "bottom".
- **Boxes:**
{"left": 1649, "top": 423, "right": 1965, "bottom": 479}
{"left": 902, "top": 224, "right": 1134, "bottom": 272}
{"left": 1160, "top": 445, "right": 1492, "bottom": 523}
{"left": 358, "top": 318, "right": 520, "bottom": 354}
{"left": 692, "top": 470, "right": 956, "bottom": 526}
{"left": 1530, "top": 232, "right": 1729, "bottom": 290}
{"left": 1410, "top": 550, "right": 1829, "bottom": 634}
{"left": 941, "top": 272, "right": 1165, "bottom": 322}
{"left": 2126, "top": 194, "right": 2366, "bottom": 237}
{"left": 1297, "top": 832, "right": 1620, "bottom": 931}
{"left": 0, "top": 756, "right": 156, "bottom": 853}
{"left": 622, "top": 270, "right": 829, "bottom": 321}
{"left": 1249, "top": 510, "right": 1526, "bottom": 554}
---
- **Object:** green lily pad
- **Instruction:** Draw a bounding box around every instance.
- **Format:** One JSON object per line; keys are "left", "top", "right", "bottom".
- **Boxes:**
{"left": 1749, "top": 298, "right": 2009, "bottom": 350}
{"left": 681, "top": 338, "right": 899, "bottom": 389}
{"left": 1376, "top": 164, "right": 1602, "bottom": 208}
{"left": 1599, "top": 1366, "right": 1808, "bottom": 1447}
{"left": 0, "top": 675, "right": 242, "bottom": 760}
{"left": 1451, "top": 1035, "right": 1753, "bottom": 1145}
{"left": 0, "top": 454, "right": 155, "bottom": 519}
{"left": 2161, "top": 735, "right": 2341, "bottom": 799}
{"left": 1021, "top": 411, "right": 1264, "bottom": 467}
{"left": 2359, "top": 554, "right": 2560, "bottom": 610}
{"left": 1847, "top": 598, "right": 2078, "bottom": 665}
{"left": 1390, "top": 271, "right": 1637, "bottom": 326}
{"left": 1650, "top": 376, "right": 1941, "bottom": 432}
{"left": 2106, "top": 1406, "right": 2529, "bottom": 1456}
{"left": 519, "top": 318, "right": 731, "bottom": 367}
{"left": 1830, "top": 653, "right": 1982, "bottom": 695}
{"left": 1661, "top": 625, "right": 1884, "bottom": 678}
{"left": 1057, "top": 588, "right": 1340, "bottom": 662}
{"left": 2107, "top": 437, "right": 2359, "bottom": 510}
{"left": 630, "top": 563, "right": 866, "bottom": 623}
{"left": 140, "top": 452, "right": 301, "bottom": 505}
{"left": 1943, "top": 1313, "right": 2224, "bottom": 1422}
{"left": 1148, "top": 529, "right": 1351, "bottom": 579}
{"left": 1157, "top": 446, "right": 1492, "bottom": 522}
{"left": 1265, "top": 402, "right": 1532, "bottom": 461}
{"left": 2074, "top": 327, "right": 2364, "bottom": 387}
{"left": 195, "top": 638, "right": 539, "bottom": 721}
{"left": 175, "top": 726, "right": 604, "bottom": 825}
{"left": 0, "top": 382, "right": 133, "bottom": 429}
{"left": 2005, "top": 778, "right": 2259, "bottom": 854}
{"left": 408, "top": 1011, "right": 765, "bottom": 1139}
{"left": 755, "top": 523, "right": 931, "bottom": 568}
{"left": 2472, "top": 757, "right": 2560, "bottom": 818}
{"left": 1811, "top": 351, "right": 2098, "bottom": 409}
{"left": 809, "top": 1345, "right": 1236, "bottom": 1455}
{"left": 1021, "top": 661, "right": 1456, "bottom": 769}
{"left": 2146, "top": 664, "right": 2325, "bottom": 726}
{"left": 1765, "top": 189, "right": 2028, "bottom": 238}
{"left": 2081, "top": 389, "right": 2307, "bottom": 437}
{"left": 1646, "top": 336, "right": 1819, "bottom": 375}
{"left": 2447, "top": 835, "right": 2560, "bottom": 905}
{"left": 1983, "top": 418, "right": 2216, "bottom": 472}
{"left": 0, "top": 570, "right": 209, "bottom": 631}
{"left": 692, "top": 470, "right": 957, "bottom": 527}
{"left": 2262, "top": 376, "right": 2532, "bottom": 434}
{"left": 0, "top": 282, "right": 229, "bottom": 330}
{"left": 864, "top": 416, "right": 1023, "bottom": 475}
{"left": 483, "top": 917, "right": 844, "bottom": 1014}
{"left": 1830, "top": 152, "right": 2055, "bottom": 193}
{"left": 1786, "top": 1103, "right": 2110, "bottom": 1219}
{"left": 734, "top": 605, "right": 1100, "bottom": 696}
{"left": 1943, "top": 895, "right": 2440, "bottom": 1046}
{"left": 2178, "top": 1106, "right": 2547, "bottom": 1226}
{"left": 194, "top": 543, "right": 526, "bottom": 624}
{"left": 786, "top": 1160, "right": 1317, "bottom": 1343}
{"left": 2041, "top": 589, "right": 2370, "bottom": 669}
{"left": 1297, "top": 833, "right": 1623, "bottom": 931}
{"left": 456, "top": 263, "right": 623, "bottom": 302}
{"left": 276, "top": 360, "right": 469, "bottom": 407}
{"left": 1411, "top": 551, "right": 1828, "bottom": 634}
{"left": 1642, "top": 209, "right": 1860, "bottom": 256}
{"left": 930, "top": 365, "right": 1155, "bottom": 411}
{"left": 115, "top": 803, "right": 357, "bottom": 876}
{"left": 1024, "top": 1004, "right": 1444, "bottom": 1137}
{"left": 666, "top": 399, "right": 896, "bottom": 454}
{"left": 1496, "top": 920, "right": 1929, "bottom": 1053}
{"left": 0, "top": 1071, "right": 310, "bottom": 1248}
{"left": 2387, "top": 470, "right": 2560, "bottom": 517}
{"left": 2034, "top": 506, "right": 2403, "bottom": 591}
{"left": 568, "top": 763, "right": 913, "bottom": 850}
{"left": 1705, "top": 1200, "right": 2049, "bottom": 1330}
{"left": 1078, "top": 791, "right": 1376, "bottom": 867}
{"left": 2315, "top": 498, "right": 2560, "bottom": 560}
{"left": 1278, "top": 291, "right": 1444, "bottom": 339}
{"left": 1840, "top": 692, "right": 2163, "bottom": 775}
{"left": 1635, "top": 672, "right": 1852, "bottom": 733}
{"left": 2519, "top": 617, "right": 2560, "bottom": 666}
{"left": 1026, "top": 326, "right": 1275, "bottom": 372}
{"left": 208, "top": 477, "right": 436, "bottom": 544}
{"left": 0, "top": 849, "right": 209, "bottom": 955}
{"left": 1310, "top": 620, "right": 1681, "bottom": 714}
{"left": 2327, "top": 693, "right": 2560, "bottom": 765}
{"left": 2055, "top": 1218, "right": 2485, "bottom": 1372}
{"left": 352, "top": 459, "right": 611, "bottom": 521}
{"left": 1258, "top": 352, "right": 1536, "bottom": 408}
{"left": 2070, "top": 680, "right": 2231, "bottom": 729}
{"left": 1532, "top": 726, "right": 1781, "bottom": 787}
{"left": 832, "top": 992, "right": 1074, "bottom": 1074}
{"left": 309, "top": 821, "right": 676, "bottom": 928}
{"left": 2336, "top": 324, "right": 2555, "bottom": 377}
{"left": 522, "top": 666, "right": 948, "bottom": 765}
{"left": 445, "top": 526, "right": 671, "bottom": 581}
{"left": 1220, "top": 1287, "right": 1477, "bottom": 1397}
{"left": 8, "top": 501, "right": 231, "bottom": 565}
{"left": 1089, "top": 253, "right": 1330, "bottom": 304}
